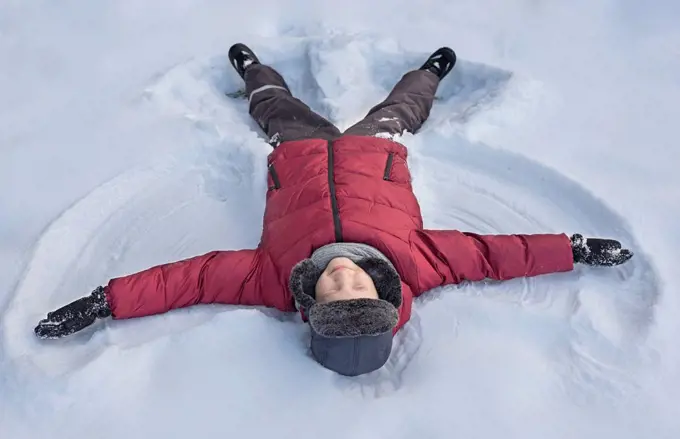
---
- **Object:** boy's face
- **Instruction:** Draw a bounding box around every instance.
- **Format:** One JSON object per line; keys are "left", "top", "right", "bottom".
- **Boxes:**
{"left": 315, "top": 257, "right": 379, "bottom": 303}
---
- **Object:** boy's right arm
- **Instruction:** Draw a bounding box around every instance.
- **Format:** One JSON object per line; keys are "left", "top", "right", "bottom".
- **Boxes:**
{"left": 409, "top": 230, "right": 633, "bottom": 295}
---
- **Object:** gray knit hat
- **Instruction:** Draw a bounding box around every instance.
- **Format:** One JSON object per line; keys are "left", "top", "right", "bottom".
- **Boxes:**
{"left": 289, "top": 257, "right": 403, "bottom": 376}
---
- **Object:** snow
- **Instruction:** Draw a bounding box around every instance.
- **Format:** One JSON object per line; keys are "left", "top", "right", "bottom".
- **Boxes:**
{"left": 1, "top": 0, "right": 679, "bottom": 438}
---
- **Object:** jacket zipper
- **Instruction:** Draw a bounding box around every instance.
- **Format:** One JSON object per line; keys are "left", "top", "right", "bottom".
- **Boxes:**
{"left": 383, "top": 152, "right": 394, "bottom": 181}
{"left": 327, "top": 140, "right": 343, "bottom": 242}
{"left": 268, "top": 163, "right": 281, "bottom": 190}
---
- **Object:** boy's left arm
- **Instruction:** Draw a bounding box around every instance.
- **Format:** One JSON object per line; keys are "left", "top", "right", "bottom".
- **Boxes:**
{"left": 34, "top": 249, "right": 261, "bottom": 339}
{"left": 106, "top": 249, "right": 261, "bottom": 318}
{"left": 410, "top": 229, "right": 632, "bottom": 294}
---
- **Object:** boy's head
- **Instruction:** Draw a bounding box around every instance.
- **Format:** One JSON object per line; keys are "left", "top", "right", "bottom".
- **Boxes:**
{"left": 314, "top": 257, "right": 379, "bottom": 303}
{"left": 289, "top": 254, "right": 403, "bottom": 376}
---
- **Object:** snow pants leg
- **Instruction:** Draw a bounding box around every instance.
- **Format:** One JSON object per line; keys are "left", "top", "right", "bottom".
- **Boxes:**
{"left": 246, "top": 65, "right": 341, "bottom": 145}
{"left": 344, "top": 70, "right": 439, "bottom": 137}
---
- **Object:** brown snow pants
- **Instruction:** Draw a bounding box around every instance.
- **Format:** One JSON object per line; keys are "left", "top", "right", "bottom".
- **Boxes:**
{"left": 244, "top": 64, "right": 439, "bottom": 146}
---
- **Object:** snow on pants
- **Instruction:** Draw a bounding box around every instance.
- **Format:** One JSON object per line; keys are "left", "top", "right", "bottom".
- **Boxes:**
{"left": 244, "top": 64, "right": 439, "bottom": 145}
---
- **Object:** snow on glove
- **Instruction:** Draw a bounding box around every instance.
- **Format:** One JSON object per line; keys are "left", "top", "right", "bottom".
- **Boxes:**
{"left": 570, "top": 234, "right": 633, "bottom": 266}
{"left": 34, "top": 286, "right": 112, "bottom": 339}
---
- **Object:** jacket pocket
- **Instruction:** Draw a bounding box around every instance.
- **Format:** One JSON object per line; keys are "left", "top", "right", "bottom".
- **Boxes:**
{"left": 268, "top": 163, "right": 281, "bottom": 190}
{"left": 382, "top": 152, "right": 395, "bottom": 181}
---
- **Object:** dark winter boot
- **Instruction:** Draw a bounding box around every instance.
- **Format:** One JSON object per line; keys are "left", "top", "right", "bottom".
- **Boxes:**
{"left": 420, "top": 47, "right": 457, "bottom": 80}
{"left": 228, "top": 43, "right": 261, "bottom": 79}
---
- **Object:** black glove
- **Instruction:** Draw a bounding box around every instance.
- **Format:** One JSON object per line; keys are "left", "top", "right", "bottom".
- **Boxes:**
{"left": 570, "top": 234, "right": 633, "bottom": 266}
{"left": 34, "top": 286, "right": 112, "bottom": 339}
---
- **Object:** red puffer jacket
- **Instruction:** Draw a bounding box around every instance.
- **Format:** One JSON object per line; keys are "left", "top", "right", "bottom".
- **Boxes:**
{"left": 105, "top": 135, "right": 574, "bottom": 332}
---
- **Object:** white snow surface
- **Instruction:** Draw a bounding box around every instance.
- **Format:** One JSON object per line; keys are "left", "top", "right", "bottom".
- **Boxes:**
{"left": 2, "top": 1, "right": 680, "bottom": 438}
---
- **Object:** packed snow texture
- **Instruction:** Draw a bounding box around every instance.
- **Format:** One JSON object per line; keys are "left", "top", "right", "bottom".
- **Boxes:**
{"left": 2, "top": 1, "right": 680, "bottom": 438}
